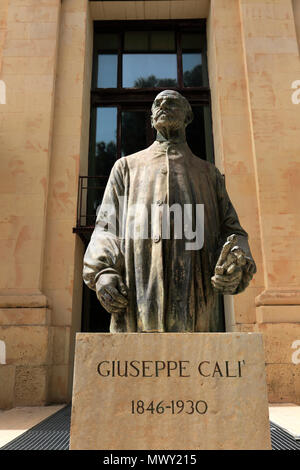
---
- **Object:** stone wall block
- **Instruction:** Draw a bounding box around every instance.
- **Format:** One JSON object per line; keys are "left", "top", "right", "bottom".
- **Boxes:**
{"left": 0, "top": 307, "right": 50, "bottom": 325}
{"left": 0, "top": 325, "right": 51, "bottom": 365}
{"left": 48, "top": 364, "right": 69, "bottom": 403}
{"left": 50, "top": 326, "right": 70, "bottom": 365}
{"left": 15, "top": 365, "right": 49, "bottom": 406}
{"left": 258, "top": 322, "right": 300, "bottom": 364}
{"left": 0, "top": 365, "right": 15, "bottom": 409}
{"left": 266, "top": 363, "right": 299, "bottom": 404}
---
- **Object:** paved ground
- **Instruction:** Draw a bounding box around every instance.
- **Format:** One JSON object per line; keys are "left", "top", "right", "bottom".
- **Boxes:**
{"left": 0, "top": 404, "right": 66, "bottom": 448}
{"left": 0, "top": 403, "right": 299, "bottom": 449}
{"left": 268, "top": 403, "right": 300, "bottom": 440}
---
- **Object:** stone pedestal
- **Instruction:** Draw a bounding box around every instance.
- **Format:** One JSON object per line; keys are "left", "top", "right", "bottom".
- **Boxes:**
{"left": 69, "top": 333, "right": 271, "bottom": 450}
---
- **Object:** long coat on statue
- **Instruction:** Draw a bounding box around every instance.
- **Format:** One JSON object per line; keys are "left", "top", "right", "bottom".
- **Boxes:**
{"left": 83, "top": 139, "right": 256, "bottom": 333}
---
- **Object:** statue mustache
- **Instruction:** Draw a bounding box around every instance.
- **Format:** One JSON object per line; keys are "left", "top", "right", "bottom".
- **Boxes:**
{"left": 154, "top": 109, "right": 174, "bottom": 118}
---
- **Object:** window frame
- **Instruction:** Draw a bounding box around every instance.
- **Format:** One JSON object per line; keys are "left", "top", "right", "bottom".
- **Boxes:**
{"left": 75, "top": 19, "right": 221, "bottom": 333}
{"left": 75, "top": 19, "right": 214, "bottom": 240}
{"left": 90, "top": 19, "right": 211, "bottom": 169}
{"left": 91, "top": 19, "right": 210, "bottom": 108}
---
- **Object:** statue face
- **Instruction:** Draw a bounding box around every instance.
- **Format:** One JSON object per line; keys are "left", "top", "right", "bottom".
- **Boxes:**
{"left": 151, "top": 90, "right": 189, "bottom": 132}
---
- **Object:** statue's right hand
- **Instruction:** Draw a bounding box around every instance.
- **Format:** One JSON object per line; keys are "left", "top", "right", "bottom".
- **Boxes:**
{"left": 96, "top": 273, "right": 128, "bottom": 315}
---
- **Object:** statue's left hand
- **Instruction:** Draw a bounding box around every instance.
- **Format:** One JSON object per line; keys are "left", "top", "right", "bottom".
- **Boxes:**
{"left": 211, "top": 266, "right": 243, "bottom": 294}
{"left": 211, "top": 238, "right": 249, "bottom": 294}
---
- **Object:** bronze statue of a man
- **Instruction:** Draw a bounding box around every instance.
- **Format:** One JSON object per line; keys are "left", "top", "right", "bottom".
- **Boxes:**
{"left": 83, "top": 90, "right": 256, "bottom": 332}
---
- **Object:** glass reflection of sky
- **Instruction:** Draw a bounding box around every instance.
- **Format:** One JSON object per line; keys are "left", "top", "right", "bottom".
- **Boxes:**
{"left": 123, "top": 54, "right": 177, "bottom": 87}
{"left": 182, "top": 53, "right": 202, "bottom": 73}
{"left": 96, "top": 108, "right": 117, "bottom": 145}
{"left": 97, "top": 54, "right": 118, "bottom": 88}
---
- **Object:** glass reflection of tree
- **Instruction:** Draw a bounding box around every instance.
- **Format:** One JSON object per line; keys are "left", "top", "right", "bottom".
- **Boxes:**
{"left": 183, "top": 64, "right": 202, "bottom": 87}
{"left": 186, "top": 107, "right": 206, "bottom": 160}
{"left": 92, "top": 140, "right": 117, "bottom": 219}
{"left": 122, "top": 111, "right": 148, "bottom": 157}
{"left": 134, "top": 75, "right": 177, "bottom": 88}
{"left": 133, "top": 64, "right": 202, "bottom": 89}
{"left": 96, "top": 141, "right": 117, "bottom": 176}
{"left": 92, "top": 64, "right": 204, "bottom": 214}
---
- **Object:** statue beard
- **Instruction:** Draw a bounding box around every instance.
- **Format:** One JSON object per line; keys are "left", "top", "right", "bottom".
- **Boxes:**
{"left": 152, "top": 112, "right": 183, "bottom": 132}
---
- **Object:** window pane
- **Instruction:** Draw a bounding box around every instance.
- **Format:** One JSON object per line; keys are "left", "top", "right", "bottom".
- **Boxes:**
{"left": 150, "top": 31, "right": 175, "bottom": 51}
{"left": 121, "top": 111, "right": 147, "bottom": 156}
{"left": 97, "top": 54, "right": 118, "bottom": 88}
{"left": 123, "top": 53, "right": 177, "bottom": 88}
{"left": 186, "top": 107, "right": 206, "bottom": 159}
{"left": 87, "top": 107, "right": 117, "bottom": 221}
{"left": 95, "top": 107, "right": 117, "bottom": 176}
{"left": 182, "top": 33, "right": 202, "bottom": 50}
{"left": 124, "top": 31, "right": 149, "bottom": 51}
{"left": 96, "top": 33, "right": 119, "bottom": 51}
{"left": 124, "top": 31, "right": 176, "bottom": 52}
{"left": 182, "top": 53, "right": 202, "bottom": 87}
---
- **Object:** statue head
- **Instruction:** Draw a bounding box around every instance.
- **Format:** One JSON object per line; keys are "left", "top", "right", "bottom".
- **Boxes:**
{"left": 151, "top": 90, "right": 194, "bottom": 134}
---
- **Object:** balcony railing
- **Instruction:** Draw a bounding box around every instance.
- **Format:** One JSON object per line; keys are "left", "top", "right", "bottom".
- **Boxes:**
{"left": 73, "top": 176, "right": 108, "bottom": 243}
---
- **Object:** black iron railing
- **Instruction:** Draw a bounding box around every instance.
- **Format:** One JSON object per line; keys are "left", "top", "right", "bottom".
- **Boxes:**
{"left": 73, "top": 176, "right": 108, "bottom": 242}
